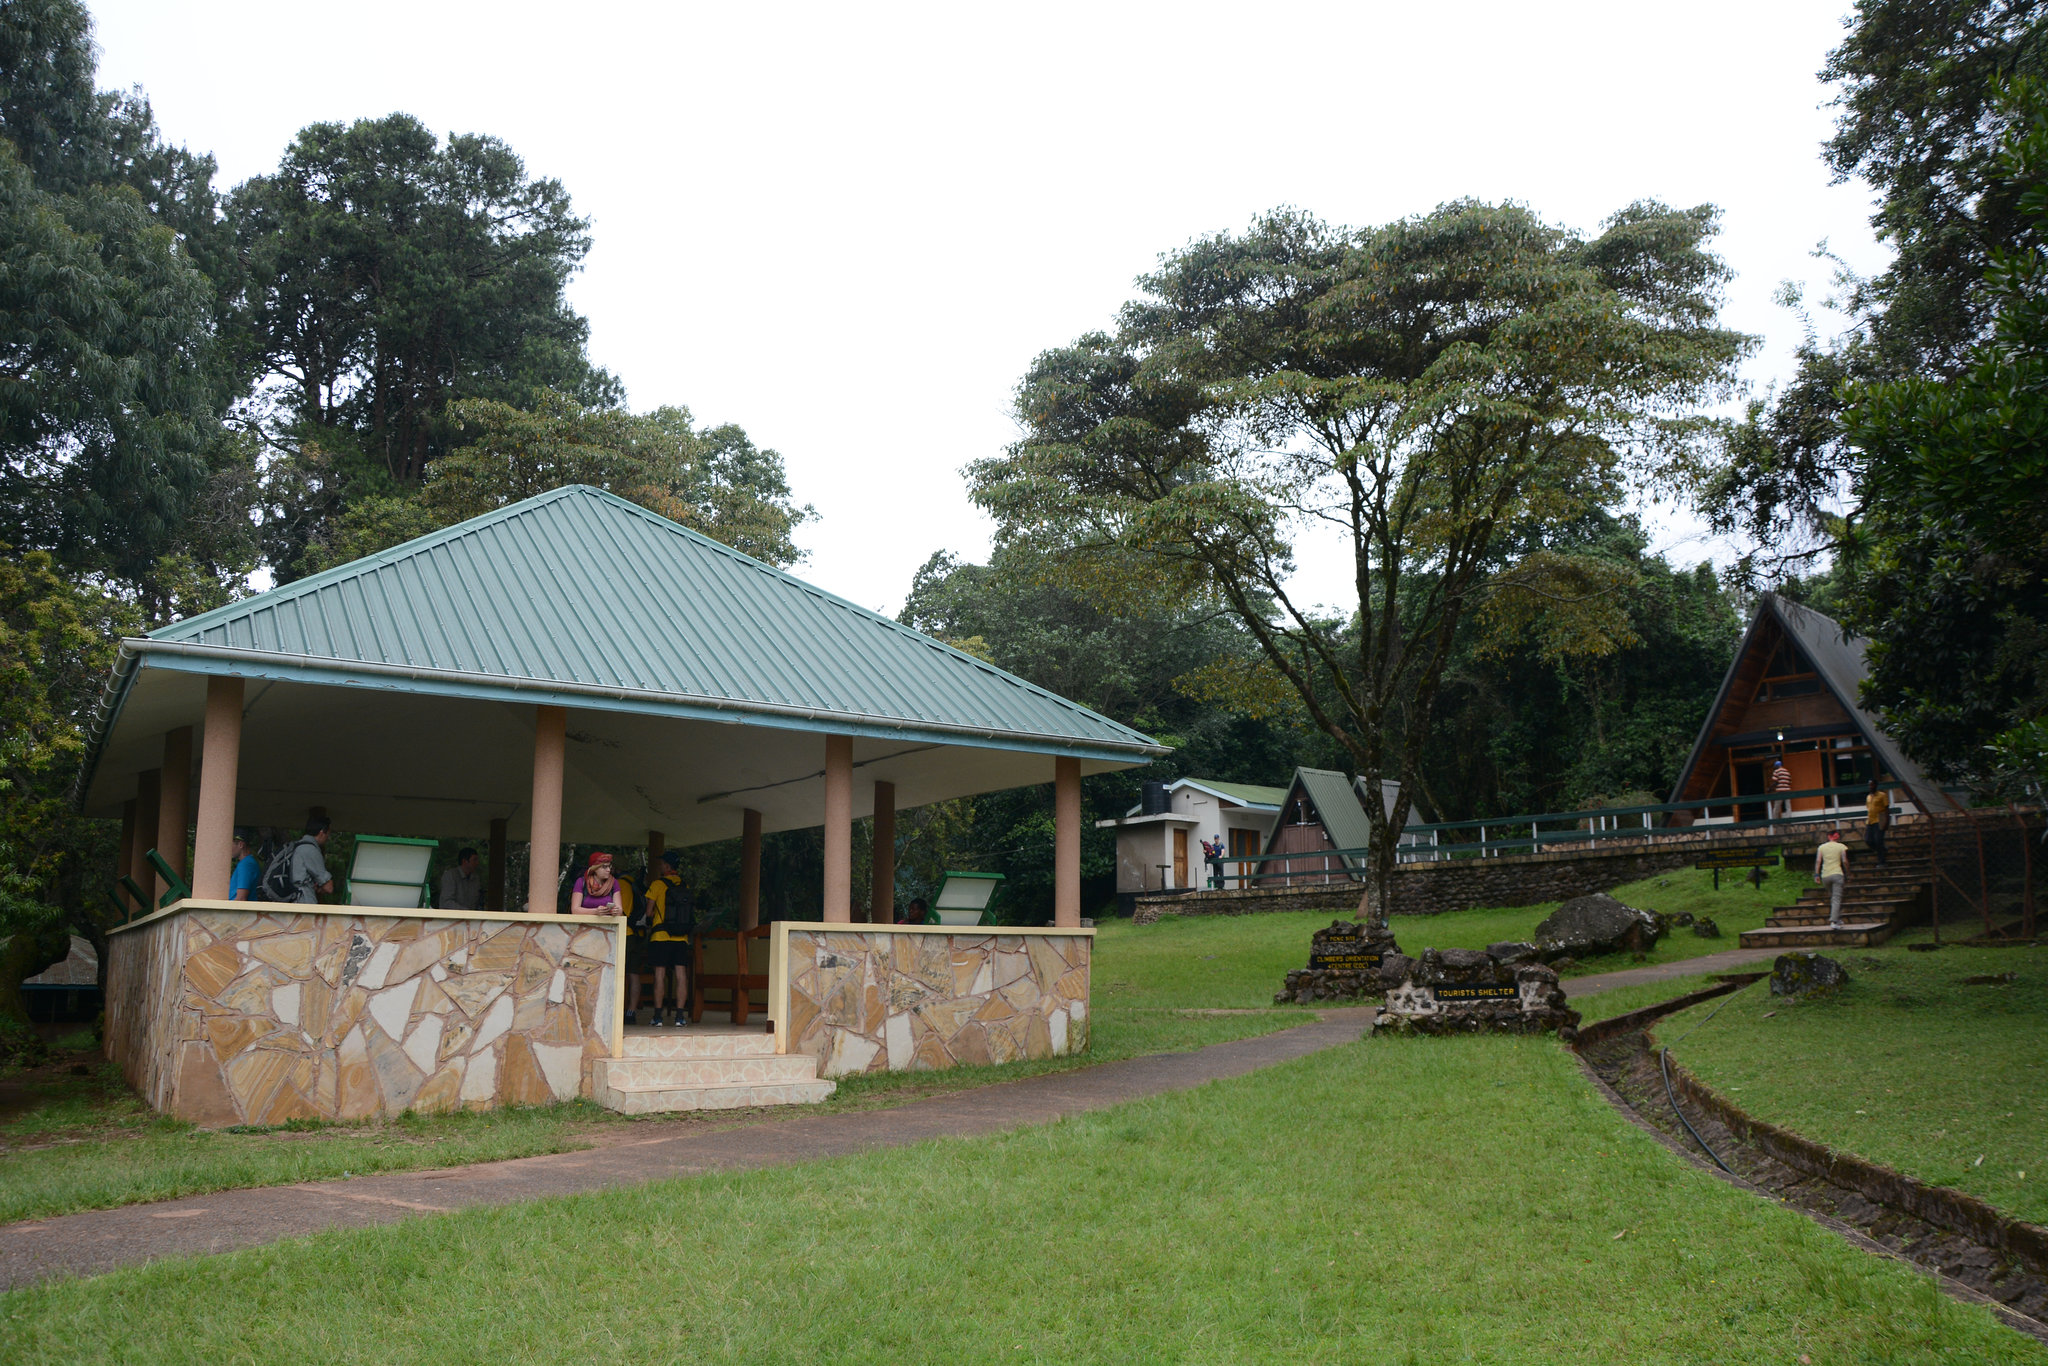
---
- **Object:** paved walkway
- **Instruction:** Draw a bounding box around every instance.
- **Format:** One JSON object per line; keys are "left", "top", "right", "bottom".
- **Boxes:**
{"left": 0, "top": 1008, "right": 1375, "bottom": 1290}
{"left": 1564, "top": 947, "right": 1780, "bottom": 999}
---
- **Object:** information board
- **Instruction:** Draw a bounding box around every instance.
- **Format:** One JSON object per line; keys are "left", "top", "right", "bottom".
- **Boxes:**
{"left": 1309, "top": 950, "right": 1384, "bottom": 972}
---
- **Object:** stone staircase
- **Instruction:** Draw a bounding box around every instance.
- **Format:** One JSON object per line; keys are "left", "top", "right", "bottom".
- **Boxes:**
{"left": 591, "top": 1029, "right": 835, "bottom": 1114}
{"left": 1738, "top": 833, "right": 1934, "bottom": 950}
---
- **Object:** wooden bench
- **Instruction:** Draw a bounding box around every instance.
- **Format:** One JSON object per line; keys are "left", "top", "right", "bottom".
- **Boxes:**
{"left": 691, "top": 926, "right": 770, "bottom": 1025}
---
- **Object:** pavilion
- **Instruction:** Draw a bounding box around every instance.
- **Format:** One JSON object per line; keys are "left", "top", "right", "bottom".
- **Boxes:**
{"left": 82, "top": 486, "right": 1164, "bottom": 1122}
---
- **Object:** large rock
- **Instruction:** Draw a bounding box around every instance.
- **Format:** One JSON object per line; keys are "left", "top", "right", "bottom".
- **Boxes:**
{"left": 1770, "top": 952, "right": 1848, "bottom": 998}
{"left": 1532, "top": 893, "right": 1661, "bottom": 962}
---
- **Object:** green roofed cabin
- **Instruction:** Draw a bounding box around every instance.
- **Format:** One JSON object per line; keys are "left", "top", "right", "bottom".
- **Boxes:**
{"left": 83, "top": 486, "right": 1164, "bottom": 1124}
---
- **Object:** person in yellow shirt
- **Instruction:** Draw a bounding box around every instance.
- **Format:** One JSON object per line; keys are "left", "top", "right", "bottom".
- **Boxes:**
{"left": 1814, "top": 830, "right": 1851, "bottom": 927}
{"left": 1864, "top": 781, "right": 1891, "bottom": 868}
{"left": 641, "top": 851, "right": 694, "bottom": 1028}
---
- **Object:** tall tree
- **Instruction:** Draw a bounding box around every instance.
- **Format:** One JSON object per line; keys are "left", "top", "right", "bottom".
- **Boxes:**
{"left": 972, "top": 202, "right": 1749, "bottom": 925}
{"left": 1707, "top": 0, "right": 2048, "bottom": 565}
{"left": 1835, "top": 82, "right": 2048, "bottom": 777}
{"left": 294, "top": 388, "right": 812, "bottom": 572}
{"left": 231, "top": 112, "right": 613, "bottom": 569}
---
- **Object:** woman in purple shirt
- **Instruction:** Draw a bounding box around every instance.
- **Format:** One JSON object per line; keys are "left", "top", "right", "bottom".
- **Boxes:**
{"left": 568, "top": 851, "right": 622, "bottom": 915}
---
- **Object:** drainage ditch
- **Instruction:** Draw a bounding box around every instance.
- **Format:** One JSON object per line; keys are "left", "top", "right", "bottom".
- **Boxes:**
{"left": 1574, "top": 984, "right": 2048, "bottom": 1344}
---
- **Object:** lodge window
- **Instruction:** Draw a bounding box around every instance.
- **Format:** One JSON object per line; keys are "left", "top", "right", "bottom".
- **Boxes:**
{"left": 1754, "top": 638, "right": 1822, "bottom": 702}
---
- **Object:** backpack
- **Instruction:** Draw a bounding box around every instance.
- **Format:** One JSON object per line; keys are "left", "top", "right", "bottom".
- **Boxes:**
{"left": 261, "top": 838, "right": 311, "bottom": 902}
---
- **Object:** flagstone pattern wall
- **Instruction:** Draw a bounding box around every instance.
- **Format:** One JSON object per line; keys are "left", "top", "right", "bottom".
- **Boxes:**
{"left": 106, "top": 905, "right": 620, "bottom": 1125}
{"left": 782, "top": 929, "right": 1090, "bottom": 1078}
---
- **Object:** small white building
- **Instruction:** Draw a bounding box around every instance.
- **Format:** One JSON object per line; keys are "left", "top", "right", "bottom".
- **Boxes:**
{"left": 1097, "top": 778, "right": 1287, "bottom": 894}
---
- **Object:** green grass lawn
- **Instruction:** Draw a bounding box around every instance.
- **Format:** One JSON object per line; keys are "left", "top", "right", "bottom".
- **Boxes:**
{"left": 1105, "top": 865, "right": 1778, "bottom": 1008}
{"left": 1655, "top": 937, "right": 2048, "bottom": 1225}
{"left": 5, "top": 1034, "right": 2034, "bottom": 1364}
{"left": 0, "top": 1003, "right": 1301, "bottom": 1224}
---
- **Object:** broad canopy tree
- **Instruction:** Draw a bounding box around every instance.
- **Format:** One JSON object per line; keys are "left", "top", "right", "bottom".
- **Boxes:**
{"left": 971, "top": 200, "right": 1749, "bottom": 926}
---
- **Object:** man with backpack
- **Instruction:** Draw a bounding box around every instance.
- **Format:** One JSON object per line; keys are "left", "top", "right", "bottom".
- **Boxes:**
{"left": 263, "top": 818, "right": 335, "bottom": 903}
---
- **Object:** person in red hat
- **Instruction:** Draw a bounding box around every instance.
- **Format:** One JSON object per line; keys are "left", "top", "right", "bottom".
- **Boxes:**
{"left": 568, "top": 851, "right": 622, "bottom": 916}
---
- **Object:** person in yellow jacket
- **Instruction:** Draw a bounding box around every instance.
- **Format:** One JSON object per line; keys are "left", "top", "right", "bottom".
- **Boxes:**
{"left": 640, "top": 851, "right": 693, "bottom": 1028}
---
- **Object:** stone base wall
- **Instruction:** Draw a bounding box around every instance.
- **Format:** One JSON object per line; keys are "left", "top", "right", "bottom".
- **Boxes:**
{"left": 1132, "top": 884, "right": 1363, "bottom": 925}
{"left": 781, "top": 928, "right": 1089, "bottom": 1078}
{"left": 106, "top": 902, "right": 621, "bottom": 1126}
{"left": 1132, "top": 829, "right": 1814, "bottom": 921}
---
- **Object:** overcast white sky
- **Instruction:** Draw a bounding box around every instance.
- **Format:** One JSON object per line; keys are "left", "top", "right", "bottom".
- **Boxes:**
{"left": 92, "top": 0, "right": 1886, "bottom": 615}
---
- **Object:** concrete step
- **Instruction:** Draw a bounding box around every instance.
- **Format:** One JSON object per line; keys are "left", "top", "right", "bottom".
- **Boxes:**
{"left": 1738, "top": 922, "right": 1900, "bottom": 949}
{"left": 592, "top": 1029, "right": 836, "bottom": 1114}
{"left": 1768, "top": 910, "right": 1910, "bottom": 928}
{"left": 592, "top": 1076, "right": 837, "bottom": 1115}
{"left": 596, "top": 1052, "right": 822, "bottom": 1089}
{"left": 619, "top": 1030, "right": 778, "bottom": 1060}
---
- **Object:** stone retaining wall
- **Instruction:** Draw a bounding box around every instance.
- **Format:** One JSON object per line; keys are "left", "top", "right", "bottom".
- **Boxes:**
{"left": 106, "top": 902, "right": 622, "bottom": 1125}
{"left": 1132, "top": 829, "right": 1807, "bottom": 920}
{"left": 779, "top": 927, "right": 1090, "bottom": 1078}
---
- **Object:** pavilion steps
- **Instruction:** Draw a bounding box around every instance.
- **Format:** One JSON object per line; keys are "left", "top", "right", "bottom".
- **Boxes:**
{"left": 1737, "top": 922, "right": 1901, "bottom": 949}
{"left": 591, "top": 1030, "right": 835, "bottom": 1115}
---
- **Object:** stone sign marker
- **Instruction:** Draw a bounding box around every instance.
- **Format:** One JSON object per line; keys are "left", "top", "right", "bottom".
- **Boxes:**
{"left": 1376, "top": 944, "right": 1580, "bottom": 1037}
{"left": 1277, "top": 920, "right": 1402, "bottom": 1005}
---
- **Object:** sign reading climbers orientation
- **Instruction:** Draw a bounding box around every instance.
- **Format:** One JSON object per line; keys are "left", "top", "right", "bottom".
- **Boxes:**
{"left": 1309, "top": 949, "right": 1384, "bottom": 971}
{"left": 1430, "top": 983, "right": 1518, "bottom": 1004}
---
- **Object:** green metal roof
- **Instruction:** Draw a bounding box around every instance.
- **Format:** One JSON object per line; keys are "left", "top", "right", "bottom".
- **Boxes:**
{"left": 95, "top": 485, "right": 1165, "bottom": 767}
{"left": 1187, "top": 778, "right": 1289, "bottom": 808}
{"left": 1287, "top": 767, "right": 1375, "bottom": 868}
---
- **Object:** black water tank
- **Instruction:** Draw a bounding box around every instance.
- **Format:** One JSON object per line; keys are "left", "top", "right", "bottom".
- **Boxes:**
{"left": 1140, "top": 780, "right": 1170, "bottom": 815}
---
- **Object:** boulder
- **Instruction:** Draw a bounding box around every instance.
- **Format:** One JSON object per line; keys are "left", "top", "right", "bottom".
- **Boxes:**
{"left": 1770, "top": 952, "right": 1848, "bottom": 998}
{"left": 1486, "top": 941, "right": 1540, "bottom": 964}
{"left": 1531, "top": 893, "right": 1661, "bottom": 962}
{"left": 1691, "top": 916, "right": 1721, "bottom": 939}
{"left": 1671, "top": 911, "right": 1695, "bottom": 928}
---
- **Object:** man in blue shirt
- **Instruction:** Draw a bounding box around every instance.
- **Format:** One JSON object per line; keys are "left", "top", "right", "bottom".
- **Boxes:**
{"left": 228, "top": 828, "right": 262, "bottom": 901}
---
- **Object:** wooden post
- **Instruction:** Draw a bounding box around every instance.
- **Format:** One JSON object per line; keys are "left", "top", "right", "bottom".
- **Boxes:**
{"left": 156, "top": 727, "right": 193, "bottom": 903}
{"left": 191, "top": 678, "right": 244, "bottom": 900}
{"left": 486, "top": 818, "right": 507, "bottom": 912}
{"left": 526, "top": 705, "right": 567, "bottom": 914}
{"left": 739, "top": 808, "right": 762, "bottom": 930}
{"left": 822, "top": 735, "right": 852, "bottom": 923}
{"left": 1055, "top": 756, "right": 1081, "bottom": 928}
{"left": 117, "top": 800, "right": 136, "bottom": 908}
{"left": 870, "top": 780, "right": 895, "bottom": 927}
{"left": 132, "top": 770, "right": 159, "bottom": 910}
{"left": 646, "top": 829, "right": 665, "bottom": 876}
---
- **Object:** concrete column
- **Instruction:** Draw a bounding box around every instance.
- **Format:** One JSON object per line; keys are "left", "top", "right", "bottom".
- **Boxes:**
{"left": 132, "top": 771, "right": 159, "bottom": 911}
{"left": 870, "top": 780, "right": 895, "bottom": 926}
{"left": 526, "top": 705, "right": 567, "bottom": 913}
{"left": 486, "top": 818, "right": 507, "bottom": 912}
{"left": 191, "top": 677, "right": 244, "bottom": 901}
{"left": 739, "top": 808, "right": 762, "bottom": 930}
{"left": 822, "top": 735, "right": 852, "bottom": 923}
{"left": 1055, "top": 756, "right": 1082, "bottom": 928}
{"left": 156, "top": 727, "right": 193, "bottom": 902}
{"left": 117, "top": 800, "right": 136, "bottom": 902}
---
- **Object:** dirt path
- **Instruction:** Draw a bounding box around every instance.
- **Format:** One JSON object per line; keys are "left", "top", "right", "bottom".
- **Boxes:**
{"left": 0, "top": 1008, "right": 1374, "bottom": 1290}
{"left": 1564, "top": 947, "right": 1781, "bottom": 999}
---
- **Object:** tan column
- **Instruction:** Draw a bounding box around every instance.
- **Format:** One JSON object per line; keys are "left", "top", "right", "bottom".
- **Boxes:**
{"left": 486, "top": 818, "right": 507, "bottom": 912}
{"left": 870, "top": 780, "right": 896, "bottom": 927}
{"left": 156, "top": 727, "right": 193, "bottom": 902}
{"left": 117, "top": 800, "right": 136, "bottom": 895}
{"left": 526, "top": 705, "right": 567, "bottom": 913}
{"left": 1055, "top": 756, "right": 1082, "bottom": 928}
{"left": 132, "top": 771, "right": 159, "bottom": 911}
{"left": 739, "top": 808, "right": 762, "bottom": 930}
{"left": 822, "top": 735, "right": 852, "bottom": 923}
{"left": 190, "top": 677, "right": 244, "bottom": 901}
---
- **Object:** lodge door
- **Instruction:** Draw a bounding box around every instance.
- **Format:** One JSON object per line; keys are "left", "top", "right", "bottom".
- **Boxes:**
{"left": 1733, "top": 762, "right": 1767, "bottom": 824}
{"left": 1173, "top": 829, "right": 1188, "bottom": 888}
{"left": 1786, "top": 749, "right": 1826, "bottom": 811}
